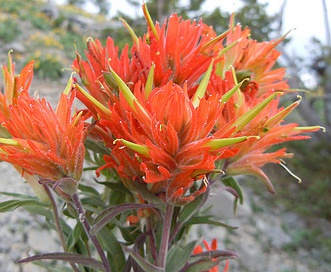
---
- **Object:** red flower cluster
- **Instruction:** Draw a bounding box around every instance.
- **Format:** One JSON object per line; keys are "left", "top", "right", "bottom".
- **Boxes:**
{"left": 0, "top": 53, "right": 87, "bottom": 185}
{"left": 73, "top": 4, "right": 320, "bottom": 203}
{"left": 0, "top": 5, "right": 320, "bottom": 204}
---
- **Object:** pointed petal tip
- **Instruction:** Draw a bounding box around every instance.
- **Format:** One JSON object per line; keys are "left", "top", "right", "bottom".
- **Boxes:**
{"left": 114, "top": 138, "right": 150, "bottom": 157}
{"left": 294, "top": 126, "right": 326, "bottom": 133}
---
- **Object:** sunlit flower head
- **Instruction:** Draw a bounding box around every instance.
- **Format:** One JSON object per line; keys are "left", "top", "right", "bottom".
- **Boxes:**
{"left": 0, "top": 51, "right": 34, "bottom": 120}
{"left": 217, "top": 19, "right": 289, "bottom": 100}
{"left": 129, "top": 4, "right": 227, "bottom": 94}
{"left": 223, "top": 95, "right": 323, "bottom": 192}
{"left": 73, "top": 37, "right": 137, "bottom": 109}
{"left": 0, "top": 85, "right": 87, "bottom": 184}
{"left": 73, "top": 4, "right": 228, "bottom": 116}
{"left": 80, "top": 67, "right": 253, "bottom": 204}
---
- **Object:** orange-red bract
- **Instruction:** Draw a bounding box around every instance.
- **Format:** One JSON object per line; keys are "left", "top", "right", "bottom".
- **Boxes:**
{"left": 0, "top": 89, "right": 87, "bottom": 182}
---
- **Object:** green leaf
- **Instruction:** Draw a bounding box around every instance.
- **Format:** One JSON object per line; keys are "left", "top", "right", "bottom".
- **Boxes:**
{"left": 98, "top": 226, "right": 126, "bottom": 272}
{"left": 178, "top": 193, "right": 207, "bottom": 225}
{"left": 67, "top": 222, "right": 87, "bottom": 251}
{"left": 0, "top": 199, "right": 49, "bottom": 212}
{"left": 166, "top": 240, "right": 198, "bottom": 272}
{"left": 81, "top": 196, "right": 106, "bottom": 213}
{"left": 18, "top": 252, "right": 105, "bottom": 270}
{"left": 221, "top": 176, "right": 243, "bottom": 214}
{"left": 186, "top": 259, "right": 220, "bottom": 272}
{"left": 118, "top": 224, "right": 142, "bottom": 244}
{"left": 33, "top": 261, "right": 73, "bottom": 272}
{"left": 91, "top": 203, "right": 156, "bottom": 235}
{"left": 124, "top": 179, "right": 165, "bottom": 206}
{"left": 122, "top": 245, "right": 164, "bottom": 272}
{"left": 187, "top": 249, "right": 236, "bottom": 272}
{"left": 78, "top": 183, "right": 101, "bottom": 197}
{"left": 108, "top": 187, "right": 130, "bottom": 206}
{"left": 85, "top": 137, "right": 111, "bottom": 156}
{"left": 0, "top": 191, "right": 40, "bottom": 200}
{"left": 26, "top": 205, "right": 52, "bottom": 219}
{"left": 96, "top": 180, "right": 132, "bottom": 195}
{"left": 184, "top": 215, "right": 237, "bottom": 229}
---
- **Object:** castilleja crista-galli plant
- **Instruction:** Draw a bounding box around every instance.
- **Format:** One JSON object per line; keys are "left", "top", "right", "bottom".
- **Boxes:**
{"left": 0, "top": 4, "right": 323, "bottom": 272}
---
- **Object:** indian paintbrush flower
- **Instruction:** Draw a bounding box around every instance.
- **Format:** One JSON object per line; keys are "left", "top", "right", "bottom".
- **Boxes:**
{"left": 0, "top": 75, "right": 87, "bottom": 199}
{"left": 74, "top": 7, "right": 323, "bottom": 201}
{"left": 78, "top": 66, "right": 258, "bottom": 204}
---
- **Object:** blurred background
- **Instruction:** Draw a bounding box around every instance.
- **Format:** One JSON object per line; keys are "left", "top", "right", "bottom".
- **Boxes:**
{"left": 0, "top": 0, "right": 330, "bottom": 271}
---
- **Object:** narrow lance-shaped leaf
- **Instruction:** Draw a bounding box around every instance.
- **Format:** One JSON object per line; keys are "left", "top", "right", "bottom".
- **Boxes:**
{"left": 18, "top": 252, "right": 105, "bottom": 271}
{"left": 191, "top": 249, "right": 238, "bottom": 259}
{"left": 221, "top": 176, "right": 243, "bottom": 214}
{"left": 91, "top": 203, "right": 156, "bottom": 235}
{"left": 187, "top": 250, "right": 236, "bottom": 272}
{"left": 184, "top": 215, "right": 237, "bottom": 229}
{"left": 178, "top": 192, "right": 208, "bottom": 224}
{"left": 122, "top": 245, "right": 164, "bottom": 272}
{"left": 166, "top": 240, "right": 198, "bottom": 272}
{"left": 97, "top": 227, "right": 126, "bottom": 272}
{"left": 0, "top": 199, "right": 49, "bottom": 213}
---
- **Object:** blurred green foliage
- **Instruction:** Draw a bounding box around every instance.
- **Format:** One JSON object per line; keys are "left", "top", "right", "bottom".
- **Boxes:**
{"left": 0, "top": 19, "right": 21, "bottom": 43}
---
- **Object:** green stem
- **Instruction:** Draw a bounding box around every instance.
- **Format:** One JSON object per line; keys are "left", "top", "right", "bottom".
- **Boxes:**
{"left": 72, "top": 193, "right": 112, "bottom": 272}
{"left": 43, "top": 185, "right": 80, "bottom": 272}
{"left": 157, "top": 203, "right": 174, "bottom": 268}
